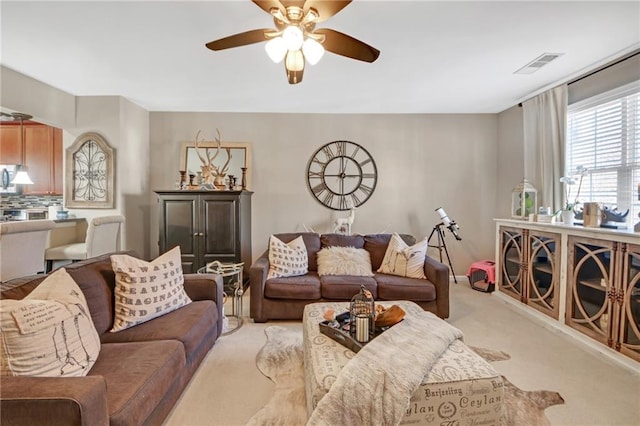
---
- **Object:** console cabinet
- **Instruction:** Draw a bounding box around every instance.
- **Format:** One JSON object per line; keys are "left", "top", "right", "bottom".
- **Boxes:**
{"left": 499, "top": 226, "right": 560, "bottom": 319}
{"left": 496, "top": 219, "right": 639, "bottom": 363}
{"left": 156, "top": 190, "right": 252, "bottom": 276}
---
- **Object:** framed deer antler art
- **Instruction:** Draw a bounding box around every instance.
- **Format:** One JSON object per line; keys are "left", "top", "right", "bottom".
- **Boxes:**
{"left": 180, "top": 129, "right": 251, "bottom": 190}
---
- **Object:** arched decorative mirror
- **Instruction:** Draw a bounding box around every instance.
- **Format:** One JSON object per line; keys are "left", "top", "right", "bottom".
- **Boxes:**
{"left": 65, "top": 132, "right": 114, "bottom": 208}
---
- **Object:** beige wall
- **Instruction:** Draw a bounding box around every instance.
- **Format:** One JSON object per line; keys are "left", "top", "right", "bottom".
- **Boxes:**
{"left": 2, "top": 66, "right": 507, "bottom": 275}
{"left": 150, "top": 112, "right": 499, "bottom": 275}
{"left": 1, "top": 69, "right": 150, "bottom": 257}
{"left": 497, "top": 106, "right": 525, "bottom": 218}
{"left": 0, "top": 66, "right": 76, "bottom": 128}
{"left": 69, "top": 96, "right": 150, "bottom": 256}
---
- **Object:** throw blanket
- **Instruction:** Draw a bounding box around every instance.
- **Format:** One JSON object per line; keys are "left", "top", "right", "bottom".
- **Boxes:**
{"left": 307, "top": 311, "right": 464, "bottom": 426}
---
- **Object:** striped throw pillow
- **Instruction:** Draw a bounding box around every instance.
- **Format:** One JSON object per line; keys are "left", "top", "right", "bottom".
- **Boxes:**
{"left": 377, "top": 233, "right": 427, "bottom": 279}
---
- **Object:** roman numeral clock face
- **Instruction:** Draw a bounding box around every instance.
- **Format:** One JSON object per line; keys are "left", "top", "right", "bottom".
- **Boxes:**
{"left": 307, "top": 141, "right": 378, "bottom": 210}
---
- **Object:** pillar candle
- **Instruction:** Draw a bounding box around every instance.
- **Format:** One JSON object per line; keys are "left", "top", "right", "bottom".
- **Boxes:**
{"left": 355, "top": 315, "right": 370, "bottom": 343}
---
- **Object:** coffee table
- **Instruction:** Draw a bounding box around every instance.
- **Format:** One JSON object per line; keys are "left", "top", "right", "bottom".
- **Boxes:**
{"left": 303, "top": 301, "right": 504, "bottom": 425}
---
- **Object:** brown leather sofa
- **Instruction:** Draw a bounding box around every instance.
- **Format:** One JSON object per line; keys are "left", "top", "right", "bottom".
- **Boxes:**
{"left": 250, "top": 233, "right": 450, "bottom": 322}
{"left": 0, "top": 252, "right": 223, "bottom": 426}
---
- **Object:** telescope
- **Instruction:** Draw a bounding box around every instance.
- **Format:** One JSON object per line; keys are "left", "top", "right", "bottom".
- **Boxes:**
{"left": 435, "top": 207, "right": 462, "bottom": 241}
{"left": 429, "top": 207, "right": 462, "bottom": 283}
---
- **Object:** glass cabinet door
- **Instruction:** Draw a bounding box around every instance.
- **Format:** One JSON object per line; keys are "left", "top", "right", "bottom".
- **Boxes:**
{"left": 527, "top": 231, "right": 560, "bottom": 319}
{"left": 567, "top": 237, "right": 614, "bottom": 345}
{"left": 618, "top": 243, "right": 640, "bottom": 361}
{"left": 499, "top": 227, "right": 525, "bottom": 302}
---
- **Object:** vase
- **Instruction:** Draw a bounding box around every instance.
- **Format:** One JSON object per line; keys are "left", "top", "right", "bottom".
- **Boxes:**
{"left": 561, "top": 210, "right": 575, "bottom": 225}
{"left": 214, "top": 174, "right": 226, "bottom": 190}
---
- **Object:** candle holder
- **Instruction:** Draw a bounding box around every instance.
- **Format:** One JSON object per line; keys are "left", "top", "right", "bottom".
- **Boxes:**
{"left": 178, "top": 170, "right": 187, "bottom": 190}
{"left": 349, "top": 285, "right": 375, "bottom": 342}
{"left": 241, "top": 167, "right": 248, "bottom": 190}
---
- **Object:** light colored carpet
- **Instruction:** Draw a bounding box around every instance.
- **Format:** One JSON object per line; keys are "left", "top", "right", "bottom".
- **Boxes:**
{"left": 246, "top": 326, "right": 307, "bottom": 426}
{"left": 249, "top": 326, "right": 564, "bottom": 426}
{"left": 164, "top": 283, "right": 640, "bottom": 426}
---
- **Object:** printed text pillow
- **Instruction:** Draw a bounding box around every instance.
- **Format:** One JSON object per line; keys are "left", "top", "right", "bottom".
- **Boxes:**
{"left": 0, "top": 268, "right": 101, "bottom": 377}
{"left": 377, "top": 233, "right": 428, "bottom": 279}
{"left": 110, "top": 246, "right": 192, "bottom": 332}
{"left": 267, "top": 235, "right": 308, "bottom": 279}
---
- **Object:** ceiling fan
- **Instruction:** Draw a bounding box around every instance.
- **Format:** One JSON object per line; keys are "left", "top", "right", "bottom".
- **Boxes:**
{"left": 0, "top": 112, "right": 32, "bottom": 122}
{"left": 205, "top": 0, "right": 380, "bottom": 84}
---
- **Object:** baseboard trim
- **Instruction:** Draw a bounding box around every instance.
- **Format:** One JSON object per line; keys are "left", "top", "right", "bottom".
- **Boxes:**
{"left": 451, "top": 275, "right": 468, "bottom": 284}
{"left": 493, "top": 291, "right": 640, "bottom": 374}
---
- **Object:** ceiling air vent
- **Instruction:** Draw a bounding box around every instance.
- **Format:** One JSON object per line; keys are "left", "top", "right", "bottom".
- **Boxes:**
{"left": 515, "top": 53, "right": 564, "bottom": 75}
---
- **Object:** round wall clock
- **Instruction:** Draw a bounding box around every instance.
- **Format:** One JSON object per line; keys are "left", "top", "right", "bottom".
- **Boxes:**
{"left": 306, "top": 140, "right": 378, "bottom": 211}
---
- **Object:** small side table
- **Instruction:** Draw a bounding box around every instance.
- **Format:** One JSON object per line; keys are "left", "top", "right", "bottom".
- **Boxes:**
{"left": 197, "top": 261, "right": 244, "bottom": 335}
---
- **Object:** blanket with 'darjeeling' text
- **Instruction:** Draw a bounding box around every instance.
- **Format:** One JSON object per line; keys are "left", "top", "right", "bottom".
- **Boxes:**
{"left": 306, "top": 310, "right": 464, "bottom": 426}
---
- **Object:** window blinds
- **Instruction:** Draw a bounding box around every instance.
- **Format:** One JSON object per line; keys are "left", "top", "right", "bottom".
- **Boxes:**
{"left": 566, "top": 81, "right": 640, "bottom": 223}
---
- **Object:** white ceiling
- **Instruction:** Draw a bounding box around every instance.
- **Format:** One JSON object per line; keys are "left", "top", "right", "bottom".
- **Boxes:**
{"left": 1, "top": 1, "right": 639, "bottom": 114}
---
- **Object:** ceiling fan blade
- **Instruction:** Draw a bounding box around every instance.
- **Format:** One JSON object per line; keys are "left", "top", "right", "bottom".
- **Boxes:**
{"left": 304, "top": 0, "right": 351, "bottom": 22}
{"left": 205, "top": 29, "right": 271, "bottom": 51}
{"left": 314, "top": 28, "right": 380, "bottom": 63}
{"left": 252, "top": 0, "right": 285, "bottom": 15}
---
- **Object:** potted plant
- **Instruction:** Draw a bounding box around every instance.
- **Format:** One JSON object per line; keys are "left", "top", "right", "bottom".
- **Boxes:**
{"left": 558, "top": 165, "right": 588, "bottom": 224}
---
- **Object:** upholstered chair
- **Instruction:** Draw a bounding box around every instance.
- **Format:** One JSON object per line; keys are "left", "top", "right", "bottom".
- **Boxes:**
{"left": 0, "top": 219, "right": 56, "bottom": 282}
{"left": 45, "top": 215, "right": 125, "bottom": 272}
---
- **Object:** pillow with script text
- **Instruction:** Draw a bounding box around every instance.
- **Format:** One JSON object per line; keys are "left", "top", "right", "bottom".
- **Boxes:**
{"left": 110, "top": 246, "right": 192, "bottom": 332}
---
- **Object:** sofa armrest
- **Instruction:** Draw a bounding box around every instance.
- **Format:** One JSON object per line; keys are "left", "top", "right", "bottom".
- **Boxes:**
{"left": 0, "top": 375, "right": 109, "bottom": 426}
{"left": 424, "top": 256, "right": 450, "bottom": 319}
{"left": 249, "top": 252, "right": 270, "bottom": 322}
{"left": 183, "top": 273, "right": 224, "bottom": 336}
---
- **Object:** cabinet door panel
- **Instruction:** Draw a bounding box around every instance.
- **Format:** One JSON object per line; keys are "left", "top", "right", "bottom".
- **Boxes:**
{"left": 201, "top": 197, "right": 237, "bottom": 263}
{"left": 566, "top": 237, "right": 614, "bottom": 346}
{"left": 498, "top": 227, "right": 525, "bottom": 302}
{"left": 23, "top": 125, "right": 53, "bottom": 194}
{"left": 618, "top": 243, "right": 640, "bottom": 361}
{"left": 53, "top": 128, "right": 63, "bottom": 194}
{"left": 160, "top": 198, "right": 198, "bottom": 272}
{"left": 527, "top": 231, "right": 561, "bottom": 319}
{"left": 0, "top": 126, "right": 21, "bottom": 164}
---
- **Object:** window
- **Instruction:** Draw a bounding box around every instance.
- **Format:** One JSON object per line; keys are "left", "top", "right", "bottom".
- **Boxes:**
{"left": 566, "top": 81, "right": 640, "bottom": 225}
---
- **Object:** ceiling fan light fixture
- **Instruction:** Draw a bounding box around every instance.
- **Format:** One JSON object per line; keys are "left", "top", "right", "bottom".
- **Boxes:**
{"left": 302, "top": 38, "right": 324, "bottom": 65}
{"left": 269, "top": 7, "right": 289, "bottom": 24}
{"left": 265, "top": 37, "right": 287, "bottom": 63}
{"left": 282, "top": 26, "right": 303, "bottom": 51}
{"left": 303, "top": 8, "right": 319, "bottom": 23}
{"left": 285, "top": 50, "right": 305, "bottom": 72}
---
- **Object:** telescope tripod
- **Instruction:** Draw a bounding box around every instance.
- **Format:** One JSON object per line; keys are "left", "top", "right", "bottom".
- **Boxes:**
{"left": 428, "top": 223, "right": 457, "bottom": 283}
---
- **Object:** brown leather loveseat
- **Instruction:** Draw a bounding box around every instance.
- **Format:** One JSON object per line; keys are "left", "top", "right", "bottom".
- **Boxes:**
{"left": 250, "top": 233, "right": 449, "bottom": 322}
{"left": 0, "top": 252, "right": 223, "bottom": 426}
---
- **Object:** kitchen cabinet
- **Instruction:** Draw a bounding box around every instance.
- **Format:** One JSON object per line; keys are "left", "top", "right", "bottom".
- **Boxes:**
{"left": 0, "top": 122, "right": 63, "bottom": 195}
{"left": 496, "top": 219, "right": 639, "bottom": 364}
{"left": 156, "top": 190, "right": 252, "bottom": 276}
{"left": 498, "top": 226, "right": 560, "bottom": 319}
{"left": 0, "top": 126, "right": 21, "bottom": 164}
{"left": 23, "top": 125, "right": 63, "bottom": 195}
{"left": 567, "top": 237, "right": 640, "bottom": 361}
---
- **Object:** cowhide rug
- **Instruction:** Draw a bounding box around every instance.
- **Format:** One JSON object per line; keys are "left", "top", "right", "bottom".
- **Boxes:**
{"left": 247, "top": 326, "right": 564, "bottom": 426}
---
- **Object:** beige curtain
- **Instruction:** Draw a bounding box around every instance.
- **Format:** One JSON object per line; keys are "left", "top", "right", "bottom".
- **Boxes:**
{"left": 523, "top": 85, "right": 568, "bottom": 212}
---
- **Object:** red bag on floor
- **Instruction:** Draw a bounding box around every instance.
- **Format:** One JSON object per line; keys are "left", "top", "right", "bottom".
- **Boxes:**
{"left": 466, "top": 260, "right": 496, "bottom": 293}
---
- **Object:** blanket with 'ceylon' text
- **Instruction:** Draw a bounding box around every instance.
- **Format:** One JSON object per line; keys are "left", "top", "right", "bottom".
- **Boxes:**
{"left": 306, "top": 310, "right": 464, "bottom": 426}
